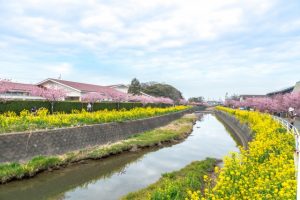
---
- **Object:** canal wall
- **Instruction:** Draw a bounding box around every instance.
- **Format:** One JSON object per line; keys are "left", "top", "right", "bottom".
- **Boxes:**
{"left": 215, "top": 110, "right": 252, "bottom": 148}
{"left": 0, "top": 110, "right": 192, "bottom": 163}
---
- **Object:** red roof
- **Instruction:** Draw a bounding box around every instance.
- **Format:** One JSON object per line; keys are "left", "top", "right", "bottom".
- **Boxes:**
{"left": 1, "top": 81, "right": 38, "bottom": 92}
{"left": 47, "top": 79, "right": 109, "bottom": 92}
{"left": 44, "top": 79, "right": 126, "bottom": 95}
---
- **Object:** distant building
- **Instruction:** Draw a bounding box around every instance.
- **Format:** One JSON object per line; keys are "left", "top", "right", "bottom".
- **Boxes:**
{"left": 0, "top": 78, "right": 156, "bottom": 101}
{"left": 0, "top": 79, "right": 118, "bottom": 101}
{"left": 294, "top": 81, "right": 300, "bottom": 93}
{"left": 239, "top": 95, "right": 266, "bottom": 102}
{"left": 0, "top": 81, "right": 43, "bottom": 100}
{"left": 108, "top": 84, "right": 129, "bottom": 94}
{"left": 206, "top": 100, "right": 223, "bottom": 106}
{"left": 37, "top": 78, "right": 154, "bottom": 101}
{"left": 108, "top": 84, "right": 153, "bottom": 97}
{"left": 37, "top": 78, "right": 124, "bottom": 101}
{"left": 267, "top": 81, "right": 300, "bottom": 97}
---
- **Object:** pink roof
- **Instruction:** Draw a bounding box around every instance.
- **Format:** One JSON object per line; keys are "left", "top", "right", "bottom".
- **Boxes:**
{"left": 44, "top": 79, "right": 127, "bottom": 96}
{"left": 1, "top": 81, "right": 38, "bottom": 92}
{"left": 46, "top": 79, "right": 110, "bottom": 92}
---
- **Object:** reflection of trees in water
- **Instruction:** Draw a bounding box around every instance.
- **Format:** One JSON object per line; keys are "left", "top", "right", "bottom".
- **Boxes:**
{"left": 195, "top": 113, "right": 204, "bottom": 121}
{"left": 1, "top": 141, "right": 182, "bottom": 200}
{"left": 52, "top": 148, "right": 163, "bottom": 200}
{"left": 0, "top": 148, "right": 157, "bottom": 200}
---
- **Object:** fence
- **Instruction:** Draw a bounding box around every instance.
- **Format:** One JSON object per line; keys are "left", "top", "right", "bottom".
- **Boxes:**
{"left": 272, "top": 115, "right": 300, "bottom": 200}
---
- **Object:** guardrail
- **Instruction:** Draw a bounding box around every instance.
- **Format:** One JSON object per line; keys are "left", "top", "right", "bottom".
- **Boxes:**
{"left": 272, "top": 116, "right": 300, "bottom": 200}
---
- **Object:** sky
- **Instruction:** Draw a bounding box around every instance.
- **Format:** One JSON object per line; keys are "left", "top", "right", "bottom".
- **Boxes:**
{"left": 0, "top": 0, "right": 300, "bottom": 100}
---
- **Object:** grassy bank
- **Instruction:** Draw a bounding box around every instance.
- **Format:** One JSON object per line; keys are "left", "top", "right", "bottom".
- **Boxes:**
{"left": 0, "top": 114, "right": 196, "bottom": 184}
{"left": 122, "top": 158, "right": 218, "bottom": 200}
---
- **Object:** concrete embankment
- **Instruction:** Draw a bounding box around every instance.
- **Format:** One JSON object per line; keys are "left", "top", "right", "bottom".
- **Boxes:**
{"left": 214, "top": 110, "right": 252, "bottom": 148}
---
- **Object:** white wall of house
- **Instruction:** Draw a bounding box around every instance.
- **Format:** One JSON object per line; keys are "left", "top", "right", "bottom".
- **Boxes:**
{"left": 111, "top": 85, "right": 129, "bottom": 93}
{"left": 40, "top": 81, "right": 82, "bottom": 100}
{"left": 0, "top": 93, "right": 44, "bottom": 100}
{"left": 110, "top": 85, "right": 155, "bottom": 98}
{"left": 293, "top": 81, "right": 300, "bottom": 93}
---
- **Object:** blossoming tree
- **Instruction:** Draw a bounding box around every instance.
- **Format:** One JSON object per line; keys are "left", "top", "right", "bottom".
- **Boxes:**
{"left": 30, "top": 87, "right": 66, "bottom": 113}
{"left": 108, "top": 90, "right": 128, "bottom": 102}
{"left": 0, "top": 79, "right": 9, "bottom": 93}
{"left": 179, "top": 98, "right": 188, "bottom": 105}
{"left": 225, "top": 91, "right": 300, "bottom": 114}
{"left": 81, "top": 92, "right": 108, "bottom": 111}
{"left": 0, "top": 80, "right": 12, "bottom": 101}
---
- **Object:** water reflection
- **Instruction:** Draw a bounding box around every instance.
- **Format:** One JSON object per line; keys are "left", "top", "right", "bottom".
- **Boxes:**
{"left": 0, "top": 147, "right": 162, "bottom": 200}
{"left": 0, "top": 114, "right": 239, "bottom": 200}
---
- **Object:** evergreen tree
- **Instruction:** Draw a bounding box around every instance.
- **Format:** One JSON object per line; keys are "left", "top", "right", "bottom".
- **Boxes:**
{"left": 188, "top": 96, "right": 204, "bottom": 103}
{"left": 128, "top": 78, "right": 142, "bottom": 95}
{"left": 141, "top": 83, "right": 183, "bottom": 101}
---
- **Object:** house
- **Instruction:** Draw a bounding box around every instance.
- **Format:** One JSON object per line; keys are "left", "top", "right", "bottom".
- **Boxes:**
{"left": 266, "top": 86, "right": 295, "bottom": 97}
{"left": 206, "top": 100, "right": 223, "bottom": 106}
{"left": 1, "top": 78, "right": 157, "bottom": 101}
{"left": 0, "top": 81, "right": 44, "bottom": 100}
{"left": 239, "top": 95, "right": 266, "bottom": 102}
{"left": 37, "top": 78, "right": 126, "bottom": 101}
{"left": 294, "top": 81, "right": 300, "bottom": 93}
{"left": 108, "top": 84, "right": 129, "bottom": 94}
{"left": 108, "top": 84, "right": 154, "bottom": 97}
{"left": 267, "top": 81, "right": 300, "bottom": 97}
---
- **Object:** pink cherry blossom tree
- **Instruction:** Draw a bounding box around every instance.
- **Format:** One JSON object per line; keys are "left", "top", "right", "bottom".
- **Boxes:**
{"left": 0, "top": 79, "right": 9, "bottom": 93}
{"left": 30, "top": 86, "right": 66, "bottom": 114}
{"left": 225, "top": 91, "right": 300, "bottom": 115}
{"left": 179, "top": 98, "right": 188, "bottom": 105}
{"left": 274, "top": 94, "right": 289, "bottom": 112}
{"left": 157, "top": 97, "right": 174, "bottom": 105}
{"left": 81, "top": 92, "right": 107, "bottom": 111}
{"left": 108, "top": 89, "right": 128, "bottom": 102}
{"left": 105, "top": 89, "right": 129, "bottom": 110}
{"left": 0, "top": 79, "right": 14, "bottom": 93}
{"left": 82, "top": 92, "right": 107, "bottom": 103}
{"left": 225, "top": 99, "right": 239, "bottom": 108}
{"left": 128, "top": 95, "right": 149, "bottom": 104}
{"left": 0, "top": 80, "right": 12, "bottom": 101}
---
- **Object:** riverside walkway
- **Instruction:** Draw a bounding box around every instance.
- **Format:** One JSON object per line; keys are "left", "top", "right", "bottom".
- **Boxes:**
{"left": 295, "top": 119, "right": 300, "bottom": 130}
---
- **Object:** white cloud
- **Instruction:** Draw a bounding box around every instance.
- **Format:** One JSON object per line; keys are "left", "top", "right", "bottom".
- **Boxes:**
{"left": 1, "top": 0, "right": 300, "bottom": 99}
{"left": 1, "top": 0, "right": 275, "bottom": 49}
{"left": 0, "top": 61, "right": 73, "bottom": 82}
{"left": 45, "top": 63, "right": 73, "bottom": 75}
{"left": 280, "top": 19, "right": 300, "bottom": 33}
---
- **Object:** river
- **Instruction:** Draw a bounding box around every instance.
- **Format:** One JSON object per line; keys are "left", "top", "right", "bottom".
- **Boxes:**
{"left": 0, "top": 113, "right": 239, "bottom": 200}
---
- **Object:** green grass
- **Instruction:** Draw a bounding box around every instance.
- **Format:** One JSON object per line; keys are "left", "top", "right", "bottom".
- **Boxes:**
{"left": 0, "top": 114, "right": 196, "bottom": 184}
{"left": 122, "top": 158, "right": 218, "bottom": 200}
{"left": 0, "top": 156, "right": 62, "bottom": 182}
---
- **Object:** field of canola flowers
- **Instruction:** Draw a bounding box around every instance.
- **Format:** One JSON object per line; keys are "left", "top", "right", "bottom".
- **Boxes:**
{"left": 187, "top": 106, "right": 296, "bottom": 200}
{"left": 0, "top": 105, "right": 190, "bottom": 134}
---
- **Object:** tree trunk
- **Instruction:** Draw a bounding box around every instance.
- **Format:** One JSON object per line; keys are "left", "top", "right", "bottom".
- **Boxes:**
{"left": 51, "top": 102, "right": 54, "bottom": 114}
